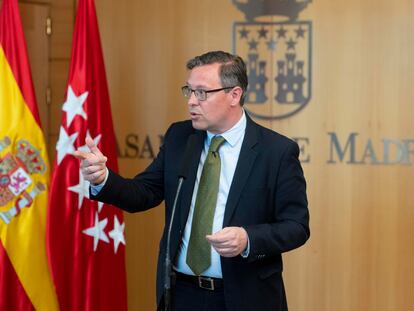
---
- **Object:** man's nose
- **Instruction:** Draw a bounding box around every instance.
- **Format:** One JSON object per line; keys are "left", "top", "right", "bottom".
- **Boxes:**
{"left": 187, "top": 91, "right": 198, "bottom": 106}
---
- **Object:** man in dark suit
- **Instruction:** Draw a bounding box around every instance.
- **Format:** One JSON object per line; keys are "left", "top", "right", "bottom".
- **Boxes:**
{"left": 75, "top": 51, "right": 309, "bottom": 311}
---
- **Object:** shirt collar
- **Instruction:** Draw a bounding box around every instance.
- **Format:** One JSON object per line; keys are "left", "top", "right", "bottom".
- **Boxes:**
{"left": 206, "top": 110, "right": 246, "bottom": 147}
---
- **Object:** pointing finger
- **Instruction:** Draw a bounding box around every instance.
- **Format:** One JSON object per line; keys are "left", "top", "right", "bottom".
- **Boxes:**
{"left": 86, "top": 136, "right": 105, "bottom": 158}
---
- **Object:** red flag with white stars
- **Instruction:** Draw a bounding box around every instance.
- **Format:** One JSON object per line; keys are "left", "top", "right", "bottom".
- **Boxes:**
{"left": 47, "top": 0, "right": 127, "bottom": 310}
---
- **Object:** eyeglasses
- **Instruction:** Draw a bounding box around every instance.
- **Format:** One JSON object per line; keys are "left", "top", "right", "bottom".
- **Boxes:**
{"left": 181, "top": 85, "right": 236, "bottom": 101}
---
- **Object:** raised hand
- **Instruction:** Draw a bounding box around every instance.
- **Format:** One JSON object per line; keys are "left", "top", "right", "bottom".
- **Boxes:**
{"left": 73, "top": 136, "right": 108, "bottom": 185}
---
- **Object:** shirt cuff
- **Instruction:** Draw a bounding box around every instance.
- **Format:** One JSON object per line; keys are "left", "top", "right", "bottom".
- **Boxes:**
{"left": 90, "top": 168, "right": 109, "bottom": 196}
{"left": 240, "top": 230, "right": 250, "bottom": 258}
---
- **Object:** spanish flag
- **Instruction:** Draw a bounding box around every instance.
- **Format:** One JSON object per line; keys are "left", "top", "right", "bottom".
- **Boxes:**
{"left": 0, "top": 0, "right": 59, "bottom": 310}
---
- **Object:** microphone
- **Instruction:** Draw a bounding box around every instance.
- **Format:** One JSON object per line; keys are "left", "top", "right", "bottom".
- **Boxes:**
{"left": 163, "top": 134, "right": 197, "bottom": 311}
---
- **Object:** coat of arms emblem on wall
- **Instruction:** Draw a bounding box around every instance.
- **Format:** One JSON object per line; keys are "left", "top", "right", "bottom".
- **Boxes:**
{"left": 232, "top": 0, "right": 312, "bottom": 120}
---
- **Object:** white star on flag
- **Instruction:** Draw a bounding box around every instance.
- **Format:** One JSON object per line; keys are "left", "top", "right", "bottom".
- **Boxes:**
{"left": 108, "top": 215, "right": 126, "bottom": 254}
{"left": 56, "top": 126, "right": 78, "bottom": 165}
{"left": 82, "top": 212, "right": 109, "bottom": 252}
{"left": 62, "top": 85, "right": 88, "bottom": 127}
{"left": 68, "top": 168, "right": 90, "bottom": 209}
{"left": 78, "top": 130, "right": 102, "bottom": 153}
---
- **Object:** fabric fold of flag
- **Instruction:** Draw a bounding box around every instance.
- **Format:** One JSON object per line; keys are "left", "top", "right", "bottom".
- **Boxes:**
{"left": 47, "top": 0, "right": 128, "bottom": 310}
{"left": 0, "top": 0, "right": 59, "bottom": 310}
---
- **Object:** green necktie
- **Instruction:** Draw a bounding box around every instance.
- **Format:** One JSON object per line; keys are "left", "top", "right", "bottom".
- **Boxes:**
{"left": 186, "top": 136, "right": 226, "bottom": 275}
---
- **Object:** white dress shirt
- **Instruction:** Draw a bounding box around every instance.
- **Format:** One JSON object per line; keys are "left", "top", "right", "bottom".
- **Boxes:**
{"left": 174, "top": 111, "right": 246, "bottom": 278}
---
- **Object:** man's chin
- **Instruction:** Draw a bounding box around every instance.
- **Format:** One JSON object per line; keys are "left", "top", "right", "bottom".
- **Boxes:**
{"left": 191, "top": 120, "right": 207, "bottom": 131}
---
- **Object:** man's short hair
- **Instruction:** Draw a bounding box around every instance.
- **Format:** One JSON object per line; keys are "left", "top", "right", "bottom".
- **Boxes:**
{"left": 186, "top": 51, "right": 248, "bottom": 105}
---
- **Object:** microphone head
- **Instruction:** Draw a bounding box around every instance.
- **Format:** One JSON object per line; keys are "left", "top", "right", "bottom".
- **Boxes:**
{"left": 178, "top": 134, "right": 198, "bottom": 179}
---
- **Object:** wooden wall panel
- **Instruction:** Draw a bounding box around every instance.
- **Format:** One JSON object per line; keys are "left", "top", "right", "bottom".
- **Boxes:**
{"left": 19, "top": 1, "right": 50, "bottom": 146}
{"left": 49, "top": 0, "right": 74, "bottom": 60}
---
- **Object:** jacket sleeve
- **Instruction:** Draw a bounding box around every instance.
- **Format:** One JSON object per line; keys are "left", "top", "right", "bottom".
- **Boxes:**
{"left": 90, "top": 125, "right": 174, "bottom": 213}
{"left": 244, "top": 141, "right": 310, "bottom": 262}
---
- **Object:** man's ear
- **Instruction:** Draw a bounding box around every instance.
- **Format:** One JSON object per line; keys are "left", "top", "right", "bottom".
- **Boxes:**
{"left": 230, "top": 86, "right": 243, "bottom": 106}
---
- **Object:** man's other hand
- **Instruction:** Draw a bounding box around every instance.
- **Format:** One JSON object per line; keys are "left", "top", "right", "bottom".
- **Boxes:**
{"left": 206, "top": 227, "right": 248, "bottom": 257}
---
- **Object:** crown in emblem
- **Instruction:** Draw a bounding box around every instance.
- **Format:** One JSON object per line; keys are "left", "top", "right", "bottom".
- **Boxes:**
{"left": 232, "top": 0, "right": 311, "bottom": 21}
{"left": 14, "top": 140, "right": 46, "bottom": 174}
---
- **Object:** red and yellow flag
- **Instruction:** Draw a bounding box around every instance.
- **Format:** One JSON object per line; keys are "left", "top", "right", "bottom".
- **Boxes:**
{"left": 0, "top": 0, "right": 59, "bottom": 310}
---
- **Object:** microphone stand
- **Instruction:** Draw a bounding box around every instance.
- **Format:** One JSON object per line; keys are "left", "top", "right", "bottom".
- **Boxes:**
{"left": 160, "top": 134, "right": 196, "bottom": 311}
{"left": 164, "top": 176, "right": 185, "bottom": 311}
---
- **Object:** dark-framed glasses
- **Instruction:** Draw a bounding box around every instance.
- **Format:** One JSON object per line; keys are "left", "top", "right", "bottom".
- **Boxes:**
{"left": 181, "top": 85, "right": 236, "bottom": 101}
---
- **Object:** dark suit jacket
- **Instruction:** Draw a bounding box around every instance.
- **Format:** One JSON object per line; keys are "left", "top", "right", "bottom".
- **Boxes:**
{"left": 92, "top": 115, "right": 310, "bottom": 311}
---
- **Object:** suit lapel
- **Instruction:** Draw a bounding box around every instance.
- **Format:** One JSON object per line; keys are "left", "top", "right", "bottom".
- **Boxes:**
{"left": 223, "top": 115, "right": 259, "bottom": 226}
{"left": 178, "top": 130, "right": 205, "bottom": 229}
